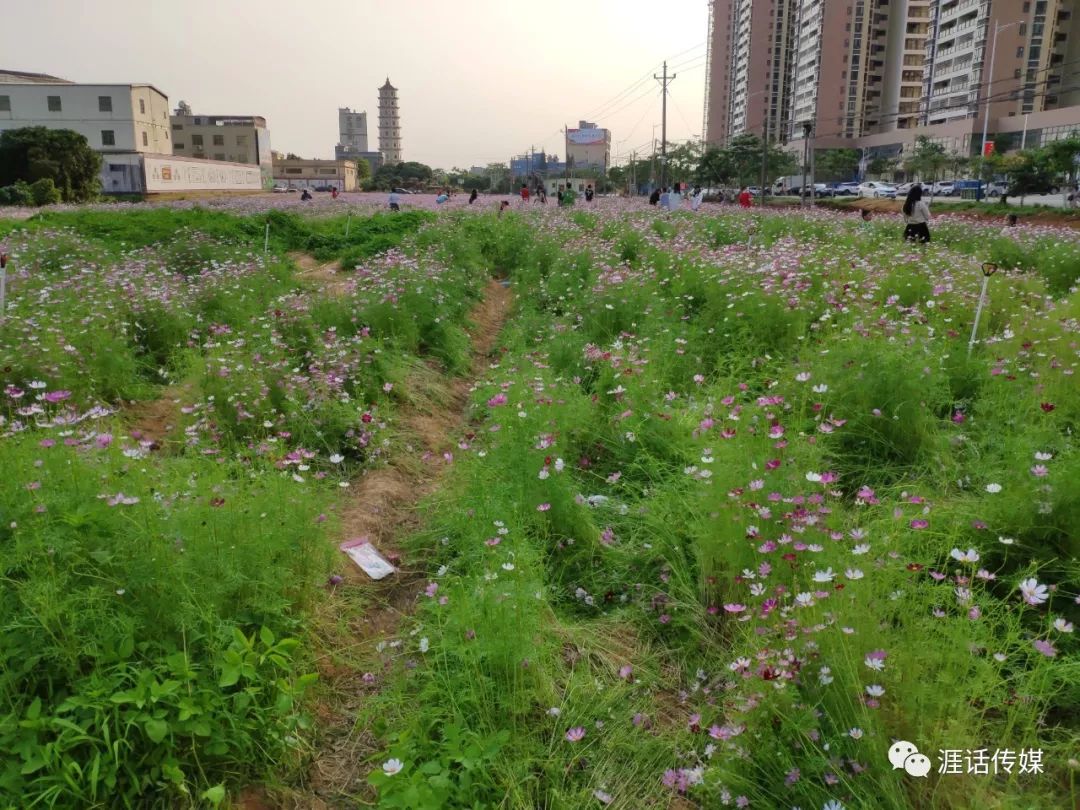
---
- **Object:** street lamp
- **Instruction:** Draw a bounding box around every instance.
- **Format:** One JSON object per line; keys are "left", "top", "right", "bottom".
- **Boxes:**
{"left": 979, "top": 19, "right": 1024, "bottom": 197}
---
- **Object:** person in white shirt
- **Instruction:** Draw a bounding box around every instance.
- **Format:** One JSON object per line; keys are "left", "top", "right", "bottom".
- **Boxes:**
{"left": 667, "top": 184, "right": 682, "bottom": 211}
{"left": 691, "top": 185, "right": 704, "bottom": 211}
{"left": 901, "top": 185, "right": 931, "bottom": 243}
{"left": 388, "top": 190, "right": 401, "bottom": 211}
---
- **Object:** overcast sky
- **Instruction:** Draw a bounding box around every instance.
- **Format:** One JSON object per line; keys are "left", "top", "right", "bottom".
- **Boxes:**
{"left": 3, "top": 0, "right": 708, "bottom": 168}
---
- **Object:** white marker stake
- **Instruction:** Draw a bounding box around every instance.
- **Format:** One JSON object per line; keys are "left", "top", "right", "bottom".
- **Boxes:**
{"left": 967, "top": 262, "right": 998, "bottom": 358}
{"left": 0, "top": 253, "right": 7, "bottom": 320}
{"left": 345, "top": 213, "right": 351, "bottom": 238}
{"left": 263, "top": 222, "right": 270, "bottom": 254}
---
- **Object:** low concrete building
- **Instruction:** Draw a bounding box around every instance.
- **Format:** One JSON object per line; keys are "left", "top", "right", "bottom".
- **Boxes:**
{"left": 273, "top": 158, "right": 359, "bottom": 191}
{"left": 170, "top": 105, "right": 273, "bottom": 189}
{"left": 565, "top": 121, "right": 611, "bottom": 172}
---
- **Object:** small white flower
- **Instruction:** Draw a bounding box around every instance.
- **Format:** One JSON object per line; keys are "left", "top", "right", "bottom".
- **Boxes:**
{"left": 818, "top": 666, "right": 834, "bottom": 685}
{"left": 848, "top": 727, "right": 863, "bottom": 740}
{"left": 329, "top": 453, "right": 345, "bottom": 464}
{"left": 845, "top": 568, "right": 864, "bottom": 580}
{"left": 1019, "top": 577, "right": 1049, "bottom": 606}
{"left": 851, "top": 544, "right": 871, "bottom": 555}
{"left": 985, "top": 483, "right": 1002, "bottom": 494}
{"left": 502, "top": 562, "right": 515, "bottom": 571}
{"left": 419, "top": 637, "right": 430, "bottom": 653}
{"left": 1053, "top": 618, "right": 1074, "bottom": 633}
{"left": 382, "top": 758, "right": 404, "bottom": 776}
{"left": 547, "top": 706, "right": 562, "bottom": 716}
{"left": 950, "top": 548, "right": 980, "bottom": 563}
{"left": 538, "top": 468, "right": 550, "bottom": 480}
{"left": 812, "top": 384, "right": 829, "bottom": 393}
{"left": 805, "top": 471, "right": 822, "bottom": 482}
{"left": 865, "top": 684, "right": 885, "bottom": 697}
{"left": 1034, "top": 451, "right": 1053, "bottom": 461}
{"left": 813, "top": 568, "right": 835, "bottom": 583}
{"left": 998, "top": 536, "right": 1015, "bottom": 545}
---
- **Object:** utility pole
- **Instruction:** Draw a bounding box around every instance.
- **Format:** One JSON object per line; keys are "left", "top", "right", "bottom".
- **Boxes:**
{"left": 654, "top": 61, "right": 676, "bottom": 190}
{"left": 760, "top": 114, "right": 769, "bottom": 207}
{"left": 801, "top": 121, "right": 811, "bottom": 207}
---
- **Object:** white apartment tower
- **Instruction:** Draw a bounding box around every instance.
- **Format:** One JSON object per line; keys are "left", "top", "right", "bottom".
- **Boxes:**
{"left": 378, "top": 78, "right": 402, "bottom": 165}
{"left": 338, "top": 107, "right": 368, "bottom": 153}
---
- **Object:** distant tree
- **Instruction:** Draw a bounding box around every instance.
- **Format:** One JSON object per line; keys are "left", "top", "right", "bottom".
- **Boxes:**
{"left": 866, "top": 155, "right": 896, "bottom": 179}
{"left": 0, "top": 127, "right": 101, "bottom": 202}
{"left": 354, "top": 158, "right": 371, "bottom": 182}
{"left": 698, "top": 147, "right": 734, "bottom": 186}
{"left": 814, "top": 148, "right": 860, "bottom": 182}
{"left": 285, "top": 152, "right": 302, "bottom": 160}
{"left": 1043, "top": 134, "right": 1080, "bottom": 187}
{"left": 1003, "top": 150, "right": 1057, "bottom": 203}
{"left": 910, "top": 136, "right": 948, "bottom": 186}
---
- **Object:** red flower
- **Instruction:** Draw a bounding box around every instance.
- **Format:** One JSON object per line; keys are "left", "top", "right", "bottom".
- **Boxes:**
{"left": 1040, "top": 402, "right": 1055, "bottom": 413}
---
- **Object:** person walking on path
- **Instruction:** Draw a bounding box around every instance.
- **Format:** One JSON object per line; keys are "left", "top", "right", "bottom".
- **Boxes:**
{"left": 469, "top": 188, "right": 478, "bottom": 205}
{"left": 585, "top": 185, "right": 595, "bottom": 203}
{"left": 902, "top": 184, "right": 931, "bottom": 243}
{"left": 738, "top": 186, "right": 753, "bottom": 208}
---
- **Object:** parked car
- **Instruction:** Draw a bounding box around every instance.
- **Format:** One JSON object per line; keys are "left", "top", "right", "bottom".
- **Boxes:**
{"left": 271, "top": 183, "right": 292, "bottom": 193}
{"left": 391, "top": 187, "right": 414, "bottom": 195}
{"left": 800, "top": 183, "right": 834, "bottom": 198}
{"left": 930, "top": 180, "right": 956, "bottom": 196}
{"left": 834, "top": 182, "right": 860, "bottom": 196}
{"left": 985, "top": 181, "right": 1008, "bottom": 197}
{"left": 858, "top": 182, "right": 897, "bottom": 199}
{"left": 894, "top": 182, "right": 917, "bottom": 195}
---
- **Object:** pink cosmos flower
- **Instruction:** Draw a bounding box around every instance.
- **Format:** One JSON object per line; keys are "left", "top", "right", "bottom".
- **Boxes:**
{"left": 1030, "top": 465, "right": 1049, "bottom": 477}
{"left": 1033, "top": 639, "right": 1057, "bottom": 657}
{"left": 565, "top": 726, "right": 586, "bottom": 742}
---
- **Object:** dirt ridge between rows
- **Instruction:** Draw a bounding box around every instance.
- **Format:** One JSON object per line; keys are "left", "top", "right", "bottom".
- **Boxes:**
{"left": 239, "top": 277, "right": 513, "bottom": 809}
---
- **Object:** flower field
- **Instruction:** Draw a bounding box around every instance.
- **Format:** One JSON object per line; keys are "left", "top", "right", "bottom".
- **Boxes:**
{"left": 1, "top": 200, "right": 1078, "bottom": 809}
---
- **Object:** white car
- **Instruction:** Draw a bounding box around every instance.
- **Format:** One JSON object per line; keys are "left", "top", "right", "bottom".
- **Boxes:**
{"left": 272, "top": 183, "right": 291, "bottom": 193}
{"left": 858, "top": 182, "right": 897, "bottom": 199}
{"left": 931, "top": 181, "right": 956, "bottom": 196}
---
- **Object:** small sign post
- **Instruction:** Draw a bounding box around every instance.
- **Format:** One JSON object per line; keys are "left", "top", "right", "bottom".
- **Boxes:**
{"left": 263, "top": 222, "right": 270, "bottom": 254}
{"left": 968, "top": 262, "right": 998, "bottom": 358}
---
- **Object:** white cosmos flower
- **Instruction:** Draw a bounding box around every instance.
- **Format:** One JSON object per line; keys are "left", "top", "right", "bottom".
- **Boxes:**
{"left": 382, "top": 758, "right": 404, "bottom": 776}
{"left": 1034, "top": 451, "right": 1053, "bottom": 461}
{"left": 950, "top": 548, "right": 980, "bottom": 563}
{"left": 1019, "top": 578, "right": 1049, "bottom": 606}
{"left": 329, "top": 453, "right": 345, "bottom": 463}
{"left": 1053, "top": 618, "right": 1073, "bottom": 633}
{"left": 845, "top": 568, "right": 864, "bottom": 580}
{"left": 418, "top": 637, "right": 430, "bottom": 653}
{"left": 985, "top": 483, "right": 1001, "bottom": 493}
{"left": 813, "top": 568, "right": 835, "bottom": 583}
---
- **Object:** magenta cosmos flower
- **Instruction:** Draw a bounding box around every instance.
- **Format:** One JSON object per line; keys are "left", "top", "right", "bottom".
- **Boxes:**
{"left": 565, "top": 727, "right": 586, "bottom": 742}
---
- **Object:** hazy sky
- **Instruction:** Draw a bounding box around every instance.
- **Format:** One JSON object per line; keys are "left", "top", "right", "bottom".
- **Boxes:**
{"left": 3, "top": 0, "right": 708, "bottom": 168}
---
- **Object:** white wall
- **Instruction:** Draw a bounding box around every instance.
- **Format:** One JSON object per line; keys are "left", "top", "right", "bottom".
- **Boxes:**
{"left": 0, "top": 84, "right": 170, "bottom": 154}
{"left": 144, "top": 155, "right": 262, "bottom": 192}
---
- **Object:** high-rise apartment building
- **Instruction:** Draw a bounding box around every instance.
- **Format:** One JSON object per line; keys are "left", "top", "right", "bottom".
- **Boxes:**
{"left": 705, "top": 0, "right": 797, "bottom": 145}
{"left": 705, "top": 0, "right": 1079, "bottom": 149}
{"left": 923, "top": 0, "right": 1080, "bottom": 126}
{"left": 378, "top": 78, "right": 402, "bottom": 165}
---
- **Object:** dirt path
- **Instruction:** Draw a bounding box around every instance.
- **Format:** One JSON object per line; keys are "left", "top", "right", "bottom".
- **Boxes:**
{"left": 288, "top": 251, "right": 353, "bottom": 296}
{"left": 265, "top": 278, "right": 513, "bottom": 807}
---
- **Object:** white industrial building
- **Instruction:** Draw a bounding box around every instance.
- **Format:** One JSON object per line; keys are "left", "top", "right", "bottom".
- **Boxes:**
{"left": 0, "top": 74, "right": 263, "bottom": 194}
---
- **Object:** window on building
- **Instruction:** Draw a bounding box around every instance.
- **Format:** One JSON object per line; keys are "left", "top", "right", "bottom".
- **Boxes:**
{"left": 47, "top": 96, "right": 61, "bottom": 112}
{"left": 101, "top": 130, "right": 115, "bottom": 146}
{"left": 141, "top": 131, "right": 148, "bottom": 146}
{"left": 172, "top": 123, "right": 183, "bottom": 130}
{"left": 98, "top": 96, "right": 112, "bottom": 112}
{"left": 213, "top": 134, "right": 224, "bottom": 146}
{"left": 192, "top": 134, "right": 204, "bottom": 146}
{"left": 139, "top": 99, "right": 146, "bottom": 114}
{"left": 1016, "top": 46, "right": 1024, "bottom": 57}
{"left": 174, "top": 143, "right": 185, "bottom": 149}
{"left": 214, "top": 153, "right": 226, "bottom": 160}
{"left": 236, "top": 135, "right": 248, "bottom": 147}
{"left": 285, "top": 167, "right": 302, "bottom": 174}
{"left": 0, "top": 95, "right": 9, "bottom": 111}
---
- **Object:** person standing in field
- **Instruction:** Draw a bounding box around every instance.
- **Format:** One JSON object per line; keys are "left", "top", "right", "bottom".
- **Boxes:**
{"left": 738, "top": 186, "right": 752, "bottom": 208}
{"left": 902, "top": 184, "right": 931, "bottom": 243}
{"left": 585, "top": 185, "right": 594, "bottom": 203}
{"left": 469, "top": 188, "right": 478, "bottom": 205}
{"left": 691, "top": 185, "right": 704, "bottom": 211}
{"left": 388, "top": 190, "right": 401, "bottom": 211}
{"left": 520, "top": 184, "right": 530, "bottom": 206}
{"left": 649, "top": 187, "right": 661, "bottom": 205}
